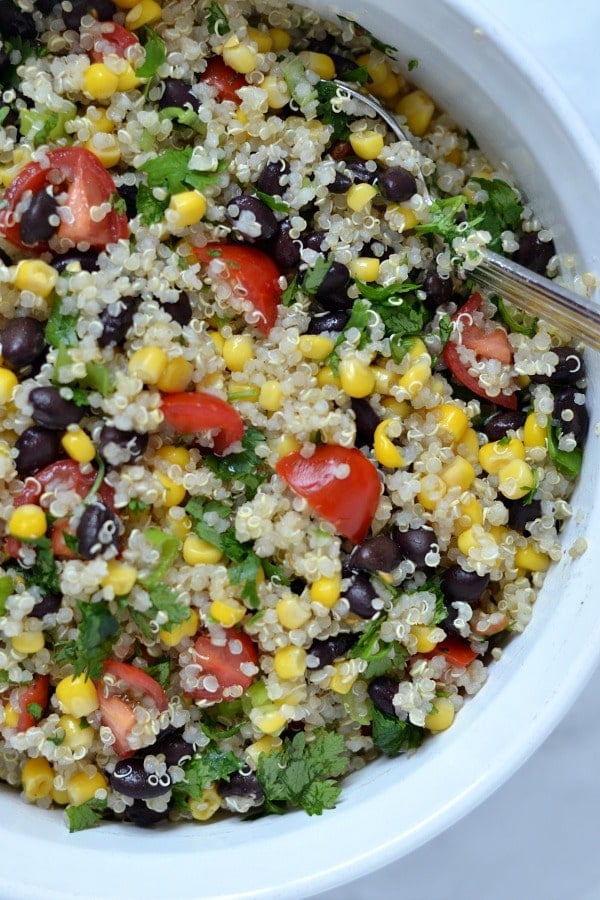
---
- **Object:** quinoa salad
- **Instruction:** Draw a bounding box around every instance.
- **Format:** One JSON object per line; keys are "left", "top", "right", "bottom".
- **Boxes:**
{"left": 0, "top": 0, "right": 591, "bottom": 831}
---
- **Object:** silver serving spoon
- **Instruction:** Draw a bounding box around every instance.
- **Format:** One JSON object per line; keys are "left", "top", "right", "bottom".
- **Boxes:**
{"left": 333, "top": 79, "right": 600, "bottom": 350}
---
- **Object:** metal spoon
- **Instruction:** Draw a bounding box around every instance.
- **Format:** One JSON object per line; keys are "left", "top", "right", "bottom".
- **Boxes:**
{"left": 333, "top": 79, "right": 600, "bottom": 350}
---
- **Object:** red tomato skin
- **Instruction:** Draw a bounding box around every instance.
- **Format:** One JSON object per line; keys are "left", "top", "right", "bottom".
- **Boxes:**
{"left": 16, "top": 674, "right": 50, "bottom": 732}
{"left": 185, "top": 629, "right": 258, "bottom": 703}
{"left": 427, "top": 635, "right": 478, "bottom": 668}
{"left": 0, "top": 148, "right": 128, "bottom": 251}
{"left": 102, "top": 660, "right": 169, "bottom": 711}
{"left": 95, "top": 694, "right": 137, "bottom": 759}
{"left": 275, "top": 445, "right": 381, "bottom": 543}
{"left": 161, "top": 391, "right": 245, "bottom": 455}
{"left": 193, "top": 243, "right": 281, "bottom": 335}
{"left": 200, "top": 57, "right": 247, "bottom": 103}
{"left": 89, "top": 22, "right": 139, "bottom": 62}
{"left": 96, "top": 661, "right": 169, "bottom": 758}
{"left": 443, "top": 293, "right": 518, "bottom": 410}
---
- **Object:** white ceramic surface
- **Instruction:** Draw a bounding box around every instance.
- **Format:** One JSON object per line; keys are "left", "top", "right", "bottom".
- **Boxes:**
{"left": 3, "top": 3, "right": 600, "bottom": 899}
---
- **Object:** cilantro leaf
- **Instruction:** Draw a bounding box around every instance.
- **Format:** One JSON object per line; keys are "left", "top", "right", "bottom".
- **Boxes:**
{"left": 127, "top": 498, "right": 151, "bottom": 514}
{"left": 143, "top": 528, "right": 180, "bottom": 585}
{"left": 0, "top": 575, "right": 13, "bottom": 616}
{"left": 1, "top": 38, "right": 47, "bottom": 90}
{"left": 54, "top": 601, "right": 120, "bottom": 680}
{"left": 315, "top": 80, "right": 350, "bottom": 141}
{"left": 281, "top": 274, "right": 299, "bottom": 307}
{"left": 147, "top": 583, "right": 191, "bottom": 630}
{"left": 26, "top": 702, "right": 43, "bottom": 721}
{"left": 140, "top": 147, "right": 196, "bottom": 195}
{"left": 253, "top": 189, "right": 289, "bottom": 213}
{"left": 327, "top": 298, "right": 372, "bottom": 373}
{"left": 45, "top": 296, "right": 79, "bottom": 349}
{"left": 414, "top": 195, "right": 467, "bottom": 242}
{"left": 13, "top": 539, "right": 61, "bottom": 596}
{"left": 172, "top": 746, "right": 241, "bottom": 808}
{"left": 204, "top": 427, "right": 268, "bottom": 499}
{"left": 302, "top": 257, "right": 333, "bottom": 295}
{"left": 467, "top": 178, "right": 523, "bottom": 252}
{"left": 135, "top": 27, "right": 166, "bottom": 79}
{"left": 159, "top": 106, "right": 204, "bottom": 133}
{"left": 547, "top": 423, "right": 583, "bottom": 478}
{"left": 65, "top": 798, "right": 108, "bottom": 833}
{"left": 355, "top": 280, "right": 430, "bottom": 356}
{"left": 206, "top": 1, "right": 229, "bottom": 35}
{"left": 370, "top": 705, "right": 425, "bottom": 757}
{"left": 136, "top": 182, "right": 168, "bottom": 226}
{"left": 348, "top": 615, "right": 408, "bottom": 678}
{"left": 146, "top": 658, "right": 172, "bottom": 689}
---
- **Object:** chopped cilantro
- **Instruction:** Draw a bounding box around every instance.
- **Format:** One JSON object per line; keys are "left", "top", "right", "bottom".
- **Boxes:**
{"left": 135, "top": 27, "right": 167, "bottom": 80}
{"left": 136, "top": 182, "right": 168, "bottom": 226}
{"left": 437, "top": 313, "right": 454, "bottom": 350}
{"left": 256, "top": 730, "right": 348, "bottom": 816}
{"left": 138, "top": 150, "right": 226, "bottom": 224}
{"left": 1, "top": 38, "right": 47, "bottom": 90}
{"left": 466, "top": 177, "right": 523, "bottom": 252}
{"left": 355, "top": 279, "right": 430, "bottom": 358}
{"left": 407, "top": 58, "right": 419, "bottom": 71}
{"left": 414, "top": 195, "right": 468, "bottom": 243}
{"left": 45, "top": 296, "right": 79, "bottom": 349}
{"left": 0, "top": 574, "right": 13, "bottom": 616}
{"left": 127, "top": 498, "right": 151, "bottom": 514}
{"left": 315, "top": 80, "right": 350, "bottom": 141}
{"left": 370, "top": 705, "right": 425, "bottom": 757}
{"left": 253, "top": 188, "right": 289, "bottom": 213}
{"left": 327, "top": 297, "right": 372, "bottom": 373}
{"left": 492, "top": 294, "right": 538, "bottom": 337}
{"left": 26, "top": 702, "right": 43, "bottom": 722}
{"left": 200, "top": 718, "right": 243, "bottom": 741}
{"left": 172, "top": 745, "right": 241, "bottom": 809}
{"left": 65, "top": 798, "right": 108, "bottom": 833}
{"left": 302, "top": 257, "right": 333, "bottom": 295}
{"left": 84, "top": 362, "right": 115, "bottom": 398}
{"left": 136, "top": 529, "right": 190, "bottom": 630}
{"left": 159, "top": 105, "right": 204, "bottom": 133}
{"left": 109, "top": 192, "right": 128, "bottom": 215}
{"left": 146, "top": 583, "right": 191, "bottom": 630}
{"left": 146, "top": 658, "right": 172, "bottom": 689}
{"left": 343, "top": 65, "right": 369, "bottom": 85}
{"left": 0, "top": 107, "right": 9, "bottom": 126}
{"left": 62, "top": 532, "right": 79, "bottom": 554}
{"left": 13, "top": 539, "right": 61, "bottom": 596}
{"left": 143, "top": 528, "right": 180, "bottom": 585}
{"left": 547, "top": 423, "right": 583, "bottom": 478}
{"left": 281, "top": 274, "right": 299, "bottom": 307}
{"left": 348, "top": 615, "right": 407, "bottom": 678}
{"left": 206, "top": 1, "right": 229, "bottom": 35}
{"left": 54, "top": 601, "right": 120, "bottom": 680}
{"left": 204, "top": 427, "right": 268, "bottom": 499}
{"left": 521, "top": 466, "right": 539, "bottom": 506}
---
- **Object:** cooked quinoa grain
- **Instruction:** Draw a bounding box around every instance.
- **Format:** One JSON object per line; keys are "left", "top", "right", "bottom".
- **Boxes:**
{"left": 0, "top": 0, "right": 589, "bottom": 830}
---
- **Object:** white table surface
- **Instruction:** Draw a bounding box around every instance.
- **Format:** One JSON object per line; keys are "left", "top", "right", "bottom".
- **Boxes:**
{"left": 321, "top": 2, "right": 600, "bottom": 899}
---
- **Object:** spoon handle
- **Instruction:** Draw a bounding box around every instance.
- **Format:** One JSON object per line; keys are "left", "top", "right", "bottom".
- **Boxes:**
{"left": 470, "top": 249, "right": 600, "bottom": 350}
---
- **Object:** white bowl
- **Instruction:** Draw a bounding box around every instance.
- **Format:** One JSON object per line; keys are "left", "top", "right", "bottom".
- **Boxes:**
{"left": 5, "top": 2, "right": 600, "bottom": 898}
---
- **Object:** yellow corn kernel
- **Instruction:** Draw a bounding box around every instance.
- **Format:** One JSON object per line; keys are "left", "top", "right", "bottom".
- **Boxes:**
{"left": 168, "top": 190, "right": 207, "bottom": 228}
{"left": 209, "top": 598, "right": 246, "bottom": 628}
{"left": 339, "top": 357, "right": 376, "bottom": 399}
{"left": 167, "top": 510, "right": 192, "bottom": 541}
{"left": 245, "top": 734, "right": 282, "bottom": 766}
{"left": 418, "top": 474, "right": 447, "bottom": 511}
{"left": 310, "top": 574, "right": 341, "bottom": 608}
{"left": 268, "top": 27, "right": 291, "bottom": 51}
{"left": 456, "top": 525, "right": 498, "bottom": 556}
{"left": 51, "top": 787, "right": 70, "bottom": 806}
{"left": 370, "top": 365, "right": 394, "bottom": 395}
{"left": 101, "top": 560, "right": 138, "bottom": 596}
{"left": 259, "top": 380, "right": 283, "bottom": 412}
{"left": 396, "top": 89, "right": 435, "bottom": 136}
{"left": 235, "top": 107, "right": 249, "bottom": 125}
{"left": 274, "top": 646, "right": 307, "bottom": 680}
{"left": 252, "top": 705, "right": 288, "bottom": 735}
{"left": 276, "top": 596, "right": 311, "bottom": 630}
{"left": 479, "top": 437, "right": 526, "bottom": 474}
{"left": 4, "top": 704, "right": 19, "bottom": 728}
{"left": 13, "top": 260, "right": 58, "bottom": 298}
{"left": 222, "top": 334, "right": 255, "bottom": 372}
{"left": 189, "top": 785, "right": 221, "bottom": 821}
{"left": 406, "top": 338, "right": 427, "bottom": 361}
{"left": 370, "top": 71, "right": 402, "bottom": 100}
{"left": 8, "top": 505, "right": 47, "bottom": 540}
{"left": 446, "top": 146, "right": 463, "bottom": 166}
{"left": 66, "top": 769, "right": 108, "bottom": 807}
{"left": 497, "top": 459, "right": 535, "bottom": 500}
{"left": 458, "top": 496, "right": 484, "bottom": 529}
{"left": 489, "top": 524, "right": 510, "bottom": 543}
{"left": 329, "top": 663, "right": 358, "bottom": 695}
{"left": 356, "top": 51, "right": 389, "bottom": 84}
{"left": 22, "top": 758, "right": 54, "bottom": 801}
{"left": 456, "top": 427, "right": 480, "bottom": 465}
{"left": 347, "top": 182, "right": 378, "bottom": 211}
{"left": 298, "top": 50, "right": 336, "bottom": 80}
{"left": 61, "top": 428, "right": 96, "bottom": 464}
{"left": 11, "top": 631, "right": 45, "bottom": 655}
{"left": 156, "top": 472, "right": 186, "bottom": 508}
{"left": 0, "top": 146, "right": 32, "bottom": 188}
{"left": 349, "top": 130, "right": 384, "bottom": 160}
{"left": 128, "top": 346, "right": 168, "bottom": 384}
{"left": 87, "top": 109, "right": 115, "bottom": 134}
{"left": 425, "top": 696, "right": 456, "bottom": 732}
{"left": 208, "top": 329, "right": 225, "bottom": 353}
{"left": 116, "top": 62, "right": 143, "bottom": 92}
{"left": 441, "top": 456, "right": 476, "bottom": 491}
{"left": 398, "top": 359, "right": 432, "bottom": 398}
{"left": 298, "top": 334, "right": 335, "bottom": 361}
{"left": 57, "top": 715, "right": 95, "bottom": 752}
{"left": 183, "top": 534, "right": 223, "bottom": 565}
{"left": 524, "top": 412, "right": 547, "bottom": 448}
{"left": 83, "top": 63, "right": 119, "bottom": 100}
{"left": 245, "top": 26, "right": 272, "bottom": 53}
{"left": 125, "top": 0, "right": 162, "bottom": 29}
{"left": 156, "top": 445, "right": 190, "bottom": 467}
{"left": 411, "top": 624, "right": 440, "bottom": 653}
{"left": 0, "top": 368, "right": 18, "bottom": 404}
{"left": 349, "top": 257, "right": 380, "bottom": 282}
{"left": 393, "top": 204, "right": 418, "bottom": 231}
{"left": 316, "top": 365, "right": 341, "bottom": 388}
{"left": 160, "top": 608, "right": 199, "bottom": 646}
{"left": 433, "top": 403, "right": 469, "bottom": 442}
{"left": 269, "top": 434, "right": 300, "bottom": 459}
{"left": 84, "top": 133, "right": 120, "bottom": 168}
{"left": 56, "top": 674, "right": 99, "bottom": 718}
{"left": 514, "top": 544, "right": 550, "bottom": 572}
{"left": 382, "top": 397, "right": 411, "bottom": 417}
{"left": 155, "top": 355, "right": 194, "bottom": 393}
{"left": 374, "top": 419, "right": 405, "bottom": 468}
{"left": 260, "top": 73, "right": 289, "bottom": 109}
{"left": 222, "top": 35, "right": 257, "bottom": 74}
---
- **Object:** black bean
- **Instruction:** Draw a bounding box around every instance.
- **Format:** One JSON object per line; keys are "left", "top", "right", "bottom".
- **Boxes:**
{"left": 343, "top": 158, "right": 379, "bottom": 185}
{"left": 15, "top": 427, "right": 64, "bottom": 478}
{"left": 367, "top": 676, "right": 398, "bottom": 717}
{"left": 306, "top": 308, "right": 350, "bottom": 335}
{"left": 98, "top": 296, "right": 137, "bottom": 347}
{"left": 19, "top": 190, "right": 59, "bottom": 246}
{"left": 302, "top": 231, "right": 326, "bottom": 253}
{"left": 124, "top": 799, "right": 171, "bottom": 828}
{"left": 117, "top": 183, "right": 139, "bottom": 220}
{"left": 256, "top": 160, "right": 289, "bottom": 195}
{"left": 152, "top": 731, "right": 194, "bottom": 767}
{"left": 271, "top": 219, "right": 301, "bottom": 270}
{"left": 378, "top": 166, "right": 417, "bottom": 202}
{"left": 61, "top": 0, "right": 115, "bottom": 28}
{"left": 344, "top": 573, "right": 378, "bottom": 619}
{"left": 289, "top": 577, "right": 306, "bottom": 596}
{"left": 76, "top": 502, "right": 121, "bottom": 559}
{"left": 159, "top": 291, "right": 193, "bottom": 327}
{"left": 30, "top": 592, "right": 62, "bottom": 619}
{"left": 531, "top": 347, "right": 586, "bottom": 385}
{"left": 110, "top": 757, "right": 172, "bottom": 800}
{"left": 507, "top": 498, "right": 542, "bottom": 533}
{"left": 2, "top": 2, "right": 37, "bottom": 40}
{"left": 159, "top": 77, "right": 199, "bottom": 111}
{"left": 329, "top": 171, "right": 352, "bottom": 194}
{"left": 441, "top": 565, "right": 490, "bottom": 605}
{"left": 314, "top": 261, "right": 350, "bottom": 309}
{"left": 29, "top": 386, "right": 83, "bottom": 430}
{"left": 422, "top": 271, "right": 454, "bottom": 309}
{"left": 51, "top": 250, "right": 99, "bottom": 273}
{"left": 483, "top": 410, "right": 526, "bottom": 441}
{"left": 307, "top": 632, "right": 359, "bottom": 668}
{"left": 351, "top": 398, "right": 381, "bottom": 448}
{"left": 349, "top": 535, "right": 402, "bottom": 573}
{"left": 97, "top": 425, "right": 148, "bottom": 465}
{"left": 226, "top": 193, "right": 278, "bottom": 242}
{"left": 552, "top": 388, "right": 588, "bottom": 444}
{"left": 514, "top": 233, "right": 555, "bottom": 275}
{"left": 0, "top": 317, "right": 45, "bottom": 367}
{"left": 218, "top": 769, "right": 264, "bottom": 804}
{"left": 391, "top": 526, "right": 437, "bottom": 569}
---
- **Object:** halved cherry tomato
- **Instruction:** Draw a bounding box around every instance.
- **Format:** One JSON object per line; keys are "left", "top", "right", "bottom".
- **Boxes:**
{"left": 275, "top": 445, "right": 381, "bottom": 543}
{"left": 96, "top": 660, "right": 169, "bottom": 758}
{"left": 200, "top": 57, "right": 247, "bottom": 103}
{"left": 427, "top": 635, "right": 478, "bottom": 668}
{"left": 184, "top": 629, "right": 258, "bottom": 704}
{"left": 15, "top": 674, "right": 50, "bottom": 732}
{"left": 443, "top": 293, "right": 518, "bottom": 410}
{"left": 193, "top": 243, "right": 282, "bottom": 335}
{"left": 161, "top": 391, "right": 245, "bottom": 455}
{"left": 0, "top": 147, "right": 128, "bottom": 252}
{"left": 89, "top": 21, "right": 139, "bottom": 62}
